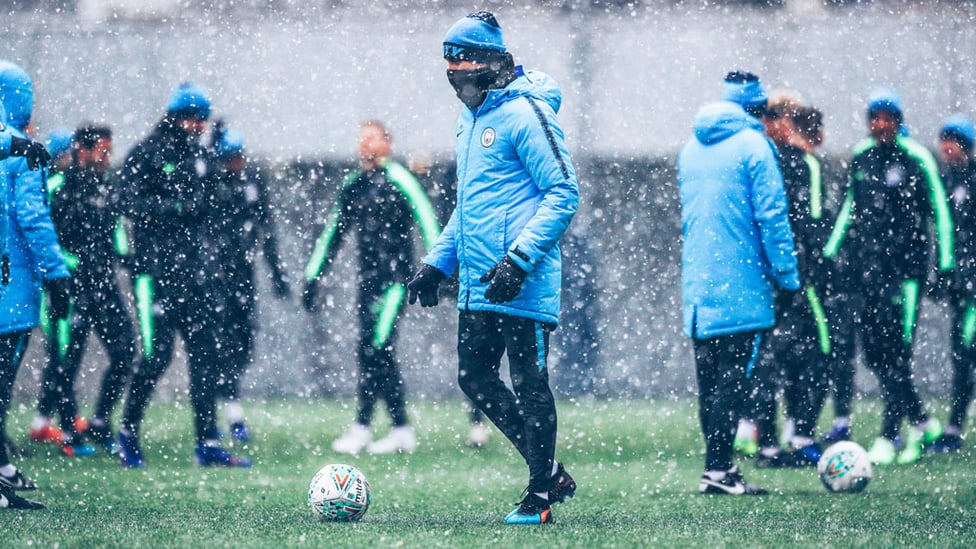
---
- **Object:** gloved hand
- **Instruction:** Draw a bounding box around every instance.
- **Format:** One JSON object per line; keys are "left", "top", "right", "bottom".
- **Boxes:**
{"left": 302, "top": 279, "right": 320, "bottom": 312}
{"left": 271, "top": 269, "right": 291, "bottom": 298}
{"left": 480, "top": 256, "right": 526, "bottom": 304}
{"left": 9, "top": 136, "right": 51, "bottom": 170}
{"left": 46, "top": 277, "right": 71, "bottom": 320}
{"left": 407, "top": 264, "right": 446, "bottom": 307}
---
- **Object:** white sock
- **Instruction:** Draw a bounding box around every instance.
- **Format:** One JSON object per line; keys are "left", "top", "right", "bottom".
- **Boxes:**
{"left": 30, "top": 415, "right": 50, "bottom": 430}
{"left": 551, "top": 461, "right": 560, "bottom": 477}
{"left": 736, "top": 419, "right": 757, "bottom": 440}
{"left": 533, "top": 491, "right": 549, "bottom": 501}
{"left": 945, "top": 425, "right": 962, "bottom": 437}
{"left": 790, "top": 436, "right": 814, "bottom": 448}
{"left": 203, "top": 438, "right": 220, "bottom": 447}
{"left": 0, "top": 464, "right": 16, "bottom": 477}
{"left": 833, "top": 416, "right": 851, "bottom": 429}
{"left": 704, "top": 470, "right": 726, "bottom": 481}
{"left": 759, "top": 446, "right": 779, "bottom": 458}
{"left": 224, "top": 401, "right": 245, "bottom": 424}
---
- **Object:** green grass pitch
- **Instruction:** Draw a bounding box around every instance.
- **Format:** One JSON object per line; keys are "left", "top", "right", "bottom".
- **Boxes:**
{"left": 3, "top": 397, "right": 975, "bottom": 547}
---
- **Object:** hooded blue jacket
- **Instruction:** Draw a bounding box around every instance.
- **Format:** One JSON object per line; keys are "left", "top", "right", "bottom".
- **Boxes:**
{"left": 0, "top": 64, "right": 69, "bottom": 335}
{"left": 678, "top": 101, "right": 799, "bottom": 339}
{"left": 424, "top": 68, "right": 579, "bottom": 325}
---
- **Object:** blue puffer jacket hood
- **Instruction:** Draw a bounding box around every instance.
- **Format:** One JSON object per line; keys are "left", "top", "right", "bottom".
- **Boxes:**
{"left": 678, "top": 100, "right": 799, "bottom": 339}
{"left": 693, "top": 101, "right": 764, "bottom": 145}
{"left": 424, "top": 67, "right": 579, "bottom": 325}
{"left": 0, "top": 61, "right": 33, "bottom": 131}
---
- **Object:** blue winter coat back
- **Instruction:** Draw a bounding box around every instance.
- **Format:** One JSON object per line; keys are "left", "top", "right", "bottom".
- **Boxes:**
{"left": 678, "top": 101, "right": 799, "bottom": 339}
{"left": 424, "top": 68, "right": 579, "bottom": 325}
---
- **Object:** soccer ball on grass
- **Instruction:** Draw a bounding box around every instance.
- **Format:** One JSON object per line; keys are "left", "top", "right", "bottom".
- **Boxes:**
{"left": 308, "top": 463, "right": 371, "bottom": 521}
{"left": 817, "top": 441, "right": 872, "bottom": 493}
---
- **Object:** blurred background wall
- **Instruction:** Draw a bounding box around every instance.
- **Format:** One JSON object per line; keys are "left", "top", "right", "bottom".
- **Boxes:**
{"left": 2, "top": 0, "right": 971, "bottom": 402}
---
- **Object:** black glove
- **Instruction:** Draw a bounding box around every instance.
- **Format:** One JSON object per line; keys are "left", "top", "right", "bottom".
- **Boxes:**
{"left": 9, "top": 136, "right": 51, "bottom": 170}
{"left": 46, "top": 277, "right": 71, "bottom": 320}
{"left": 480, "top": 256, "right": 527, "bottom": 304}
{"left": 271, "top": 269, "right": 291, "bottom": 298}
{"left": 302, "top": 279, "right": 320, "bottom": 312}
{"left": 407, "top": 264, "right": 446, "bottom": 307}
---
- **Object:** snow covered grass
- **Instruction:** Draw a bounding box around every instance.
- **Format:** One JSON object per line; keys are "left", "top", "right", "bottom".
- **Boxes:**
{"left": 3, "top": 397, "right": 975, "bottom": 547}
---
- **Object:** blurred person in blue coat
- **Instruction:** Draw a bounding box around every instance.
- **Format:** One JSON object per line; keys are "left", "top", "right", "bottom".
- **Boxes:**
{"left": 679, "top": 71, "right": 800, "bottom": 496}
{"left": 407, "top": 11, "right": 579, "bottom": 525}
{"left": 0, "top": 61, "right": 64, "bottom": 510}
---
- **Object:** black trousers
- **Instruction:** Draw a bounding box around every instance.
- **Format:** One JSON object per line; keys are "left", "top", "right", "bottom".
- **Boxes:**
{"left": 457, "top": 311, "right": 557, "bottom": 494}
{"left": 858, "top": 281, "right": 928, "bottom": 440}
{"left": 355, "top": 283, "right": 408, "bottom": 427}
{"left": 122, "top": 278, "right": 221, "bottom": 443}
{"left": 216, "top": 278, "right": 256, "bottom": 402}
{"left": 824, "top": 290, "right": 858, "bottom": 419}
{"left": 948, "top": 294, "right": 976, "bottom": 430}
{"left": 0, "top": 331, "right": 30, "bottom": 466}
{"left": 38, "top": 276, "right": 137, "bottom": 435}
{"left": 750, "top": 289, "right": 830, "bottom": 445}
{"left": 695, "top": 330, "right": 760, "bottom": 472}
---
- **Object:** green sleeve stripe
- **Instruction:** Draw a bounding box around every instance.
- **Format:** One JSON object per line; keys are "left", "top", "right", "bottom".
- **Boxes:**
{"left": 62, "top": 251, "right": 80, "bottom": 272}
{"left": 902, "top": 279, "right": 920, "bottom": 345}
{"left": 114, "top": 217, "right": 130, "bottom": 256}
{"left": 824, "top": 190, "right": 855, "bottom": 259}
{"left": 135, "top": 274, "right": 154, "bottom": 359}
{"left": 47, "top": 173, "right": 66, "bottom": 201}
{"left": 898, "top": 136, "right": 954, "bottom": 271}
{"left": 304, "top": 206, "right": 340, "bottom": 281}
{"left": 39, "top": 290, "right": 50, "bottom": 337}
{"left": 372, "top": 283, "right": 406, "bottom": 349}
{"left": 805, "top": 286, "right": 831, "bottom": 355}
{"left": 852, "top": 137, "right": 875, "bottom": 157}
{"left": 303, "top": 173, "right": 359, "bottom": 281}
{"left": 963, "top": 302, "right": 976, "bottom": 348}
{"left": 57, "top": 315, "right": 72, "bottom": 360}
{"left": 803, "top": 153, "right": 823, "bottom": 220}
{"left": 385, "top": 161, "right": 442, "bottom": 250}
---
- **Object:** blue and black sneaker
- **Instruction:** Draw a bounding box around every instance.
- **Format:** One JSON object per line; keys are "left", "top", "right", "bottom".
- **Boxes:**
{"left": 930, "top": 433, "right": 964, "bottom": 453}
{"left": 118, "top": 429, "right": 145, "bottom": 468}
{"left": 821, "top": 424, "right": 851, "bottom": 445}
{"left": 195, "top": 443, "right": 252, "bottom": 468}
{"left": 504, "top": 493, "right": 553, "bottom": 525}
{"left": 230, "top": 422, "right": 251, "bottom": 443}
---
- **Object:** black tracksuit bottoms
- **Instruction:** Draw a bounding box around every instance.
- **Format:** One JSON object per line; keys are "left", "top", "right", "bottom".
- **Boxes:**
{"left": 947, "top": 294, "right": 975, "bottom": 430}
{"left": 122, "top": 286, "right": 222, "bottom": 443}
{"left": 38, "top": 275, "right": 137, "bottom": 435}
{"left": 695, "top": 330, "right": 760, "bottom": 472}
{"left": 0, "top": 331, "right": 30, "bottom": 466}
{"left": 457, "top": 311, "right": 557, "bottom": 494}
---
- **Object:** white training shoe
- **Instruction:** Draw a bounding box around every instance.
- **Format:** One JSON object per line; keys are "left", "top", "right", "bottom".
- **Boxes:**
{"left": 467, "top": 422, "right": 490, "bottom": 448}
{"left": 331, "top": 424, "right": 371, "bottom": 455}
{"left": 368, "top": 426, "right": 417, "bottom": 454}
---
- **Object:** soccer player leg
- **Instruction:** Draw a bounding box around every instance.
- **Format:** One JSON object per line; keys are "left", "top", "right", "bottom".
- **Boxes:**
{"left": 457, "top": 312, "right": 529, "bottom": 461}
{"left": 366, "top": 284, "right": 417, "bottom": 455}
{"left": 0, "top": 331, "right": 41, "bottom": 491}
{"left": 90, "top": 287, "right": 138, "bottom": 450}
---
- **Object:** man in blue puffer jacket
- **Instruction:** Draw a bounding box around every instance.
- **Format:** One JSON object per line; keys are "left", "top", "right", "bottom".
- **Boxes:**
{"left": 0, "top": 61, "right": 66, "bottom": 511}
{"left": 679, "top": 71, "right": 800, "bottom": 496}
{"left": 407, "top": 11, "right": 579, "bottom": 525}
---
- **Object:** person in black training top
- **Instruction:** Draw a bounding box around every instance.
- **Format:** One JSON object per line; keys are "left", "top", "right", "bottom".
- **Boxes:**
{"left": 823, "top": 89, "right": 953, "bottom": 465}
{"left": 42, "top": 124, "right": 138, "bottom": 456}
{"left": 931, "top": 114, "right": 976, "bottom": 453}
{"left": 117, "top": 83, "right": 250, "bottom": 469}
{"left": 303, "top": 120, "right": 441, "bottom": 455}
{"left": 208, "top": 124, "right": 290, "bottom": 443}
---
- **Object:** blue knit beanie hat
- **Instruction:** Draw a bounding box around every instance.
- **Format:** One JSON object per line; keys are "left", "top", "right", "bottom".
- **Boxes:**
{"left": 45, "top": 128, "right": 75, "bottom": 159}
{"left": 721, "top": 71, "right": 768, "bottom": 112}
{"left": 940, "top": 113, "right": 975, "bottom": 151}
{"left": 0, "top": 61, "right": 34, "bottom": 130}
{"left": 215, "top": 128, "right": 245, "bottom": 159}
{"left": 867, "top": 88, "right": 903, "bottom": 122}
{"left": 443, "top": 11, "right": 508, "bottom": 63}
{"left": 167, "top": 82, "right": 212, "bottom": 120}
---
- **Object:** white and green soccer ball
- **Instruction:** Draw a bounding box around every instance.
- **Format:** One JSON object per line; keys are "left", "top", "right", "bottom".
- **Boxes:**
{"left": 308, "top": 463, "right": 371, "bottom": 522}
{"left": 817, "top": 441, "right": 872, "bottom": 493}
